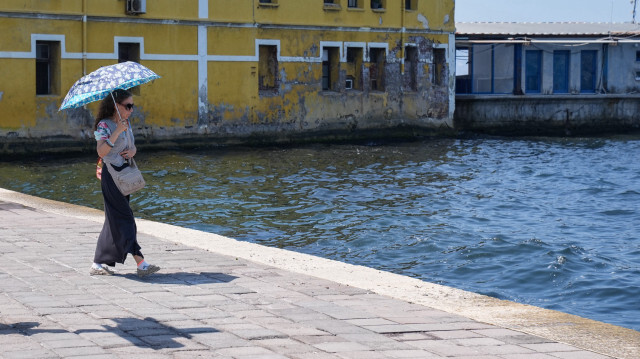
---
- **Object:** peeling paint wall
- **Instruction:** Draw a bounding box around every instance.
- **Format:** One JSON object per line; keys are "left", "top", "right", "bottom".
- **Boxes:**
{"left": 0, "top": 0, "right": 455, "bottom": 154}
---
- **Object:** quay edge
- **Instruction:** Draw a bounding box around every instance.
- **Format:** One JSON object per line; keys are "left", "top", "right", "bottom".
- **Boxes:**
{"left": 0, "top": 122, "right": 457, "bottom": 157}
{"left": 454, "top": 94, "right": 640, "bottom": 137}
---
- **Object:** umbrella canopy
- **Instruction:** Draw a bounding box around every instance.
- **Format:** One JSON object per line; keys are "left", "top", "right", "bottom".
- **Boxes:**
{"left": 59, "top": 61, "right": 160, "bottom": 111}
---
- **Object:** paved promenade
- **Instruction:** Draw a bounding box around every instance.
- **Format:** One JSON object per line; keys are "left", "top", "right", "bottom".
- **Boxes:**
{"left": 0, "top": 188, "right": 638, "bottom": 359}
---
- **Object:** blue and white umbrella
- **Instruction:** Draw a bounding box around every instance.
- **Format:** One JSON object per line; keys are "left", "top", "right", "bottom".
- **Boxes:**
{"left": 59, "top": 61, "right": 160, "bottom": 111}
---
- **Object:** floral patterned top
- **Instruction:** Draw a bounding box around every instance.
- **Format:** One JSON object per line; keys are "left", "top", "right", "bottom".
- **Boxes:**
{"left": 94, "top": 121, "right": 111, "bottom": 141}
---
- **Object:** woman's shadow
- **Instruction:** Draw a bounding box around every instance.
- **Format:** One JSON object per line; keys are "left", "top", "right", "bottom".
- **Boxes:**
{"left": 3, "top": 317, "right": 219, "bottom": 350}
{"left": 121, "top": 271, "right": 237, "bottom": 284}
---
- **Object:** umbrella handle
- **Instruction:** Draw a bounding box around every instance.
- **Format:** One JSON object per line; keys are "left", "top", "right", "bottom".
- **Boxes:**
{"left": 110, "top": 92, "right": 127, "bottom": 131}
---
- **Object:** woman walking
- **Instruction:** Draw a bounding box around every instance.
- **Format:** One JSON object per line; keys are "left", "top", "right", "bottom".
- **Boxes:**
{"left": 90, "top": 89, "right": 160, "bottom": 277}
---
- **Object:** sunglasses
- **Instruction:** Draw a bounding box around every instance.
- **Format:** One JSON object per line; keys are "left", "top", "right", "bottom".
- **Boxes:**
{"left": 120, "top": 103, "right": 135, "bottom": 111}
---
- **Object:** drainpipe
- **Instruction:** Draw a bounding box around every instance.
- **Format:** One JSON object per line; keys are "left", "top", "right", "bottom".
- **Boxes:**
{"left": 82, "top": 0, "right": 87, "bottom": 75}
{"left": 400, "top": 0, "right": 405, "bottom": 75}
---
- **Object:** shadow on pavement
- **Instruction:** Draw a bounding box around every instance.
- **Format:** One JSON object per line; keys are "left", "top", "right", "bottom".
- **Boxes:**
{"left": 119, "top": 271, "right": 238, "bottom": 285}
{"left": 96, "top": 316, "right": 219, "bottom": 348}
{"left": 2, "top": 318, "right": 219, "bottom": 350}
{"left": 0, "top": 322, "right": 67, "bottom": 334}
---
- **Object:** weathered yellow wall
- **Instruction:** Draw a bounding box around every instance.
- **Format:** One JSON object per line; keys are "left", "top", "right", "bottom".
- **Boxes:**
{"left": 0, "top": 0, "right": 455, "bottom": 152}
{"left": 0, "top": 59, "right": 35, "bottom": 129}
{"left": 2, "top": 0, "right": 82, "bottom": 14}
{"left": 209, "top": 0, "right": 254, "bottom": 23}
{"left": 209, "top": 27, "right": 256, "bottom": 56}
{"left": 87, "top": 22, "right": 198, "bottom": 55}
{"left": 86, "top": 0, "right": 199, "bottom": 19}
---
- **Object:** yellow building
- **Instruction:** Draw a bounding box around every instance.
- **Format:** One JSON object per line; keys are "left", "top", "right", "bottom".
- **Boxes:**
{"left": 0, "top": 0, "right": 455, "bottom": 153}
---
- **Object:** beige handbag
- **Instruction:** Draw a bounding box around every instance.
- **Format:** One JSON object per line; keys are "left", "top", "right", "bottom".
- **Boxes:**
{"left": 106, "top": 157, "right": 146, "bottom": 196}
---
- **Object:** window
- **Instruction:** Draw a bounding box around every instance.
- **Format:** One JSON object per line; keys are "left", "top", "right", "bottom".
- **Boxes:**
{"left": 259, "top": 45, "right": 278, "bottom": 92}
{"left": 371, "top": 0, "right": 385, "bottom": 10}
{"left": 404, "top": 46, "right": 418, "bottom": 91}
{"left": 471, "top": 44, "right": 492, "bottom": 93}
{"left": 35, "top": 41, "right": 60, "bottom": 95}
{"left": 433, "top": 48, "right": 446, "bottom": 87}
{"left": 322, "top": 47, "right": 340, "bottom": 91}
{"left": 118, "top": 42, "right": 141, "bottom": 95}
{"left": 324, "top": 0, "right": 341, "bottom": 9}
{"left": 369, "top": 48, "right": 385, "bottom": 91}
{"left": 346, "top": 47, "right": 363, "bottom": 90}
{"left": 118, "top": 42, "right": 140, "bottom": 64}
{"left": 405, "top": 0, "right": 417, "bottom": 10}
{"left": 455, "top": 47, "right": 471, "bottom": 94}
{"left": 525, "top": 50, "right": 542, "bottom": 93}
{"left": 348, "top": 0, "right": 361, "bottom": 8}
{"left": 581, "top": 50, "right": 597, "bottom": 93}
{"left": 553, "top": 50, "right": 570, "bottom": 93}
{"left": 636, "top": 50, "right": 640, "bottom": 62}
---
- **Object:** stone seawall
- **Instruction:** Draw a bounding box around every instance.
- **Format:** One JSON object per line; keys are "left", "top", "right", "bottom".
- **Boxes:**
{"left": 0, "top": 123, "right": 456, "bottom": 156}
{"left": 454, "top": 94, "right": 640, "bottom": 136}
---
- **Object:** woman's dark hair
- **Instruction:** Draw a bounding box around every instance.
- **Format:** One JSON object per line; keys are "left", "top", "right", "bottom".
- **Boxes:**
{"left": 93, "top": 89, "right": 132, "bottom": 130}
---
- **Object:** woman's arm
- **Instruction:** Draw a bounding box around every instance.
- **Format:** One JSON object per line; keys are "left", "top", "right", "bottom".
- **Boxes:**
{"left": 96, "top": 139, "right": 113, "bottom": 158}
{"left": 95, "top": 119, "right": 128, "bottom": 158}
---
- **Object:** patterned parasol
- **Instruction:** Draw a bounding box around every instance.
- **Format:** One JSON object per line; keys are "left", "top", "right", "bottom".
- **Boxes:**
{"left": 59, "top": 61, "right": 160, "bottom": 111}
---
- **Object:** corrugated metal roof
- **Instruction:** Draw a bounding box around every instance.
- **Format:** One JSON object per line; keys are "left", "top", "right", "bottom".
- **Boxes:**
{"left": 456, "top": 22, "right": 640, "bottom": 37}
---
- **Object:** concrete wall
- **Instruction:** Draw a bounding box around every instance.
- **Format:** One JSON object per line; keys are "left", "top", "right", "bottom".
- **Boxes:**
{"left": 454, "top": 94, "right": 640, "bottom": 136}
{"left": 0, "top": 0, "right": 456, "bottom": 154}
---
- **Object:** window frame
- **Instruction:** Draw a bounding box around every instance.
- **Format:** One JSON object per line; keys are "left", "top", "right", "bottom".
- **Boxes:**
{"left": 347, "top": 0, "right": 362, "bottom": 9}
{"left": 552, "top": 50, "right": 570, "bottom": 94}
{"left": 525, "top": 50, "right": 543, "bottom": 94}
{"left": 404, "top": 45, "right": 418, "bottom": 91}
{"left": 324, "top": 0, "right": 341, "bottom": 10}
{"left": 258, "top": 45, "right": 279, "bottom": 93}
{"left": 369, "top": 47, "right": 386, "bottom": 91}
{"left": 405, "top": 0, "right": 417, "bottom": 11}
{"left": 370, "top": 0, "right": 385, "bottom": 10}
{"left": 580, "top": 50, "right": 597, "bottom": 93}
{"left": 35, "top": 40, "right": 60, "bottom": 96}
{"left": 432, "top": 47, "right": 447, "bottom": 87}
{"left": 345, "top": 46, "right": 364, "bottom": 91}
{"left": 258, "top": 0, "right": 278, "bottom": 7}
{"left": 118, "top": 42, "right": 142, "bottom": 95}
{"left": 322, "top": 46, "right": 341, "bottom": 92}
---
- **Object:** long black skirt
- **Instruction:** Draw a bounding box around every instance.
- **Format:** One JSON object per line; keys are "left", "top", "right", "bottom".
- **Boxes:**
{"left": 94, "top": 162, "right": 143, "bottom": 266}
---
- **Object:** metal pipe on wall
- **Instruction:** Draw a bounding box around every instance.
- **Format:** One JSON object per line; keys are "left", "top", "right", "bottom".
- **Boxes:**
{"left": 400, "top": 0, "right": 405, "bottom": 75}
{"left": 82, "top": 0, "right": 87, "bottom": 75}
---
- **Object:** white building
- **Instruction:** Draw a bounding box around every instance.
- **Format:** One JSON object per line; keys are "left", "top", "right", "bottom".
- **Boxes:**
{"left": 456, "top": 22, "right": 640, "bottom": 95}
{"left": 454, "top": 22, "right": 640, "bottom": 135}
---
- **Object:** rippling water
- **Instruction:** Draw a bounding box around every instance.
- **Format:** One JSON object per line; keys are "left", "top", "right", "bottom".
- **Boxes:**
{"left": 1, "top": 136, "right": 639, "bottom": 331}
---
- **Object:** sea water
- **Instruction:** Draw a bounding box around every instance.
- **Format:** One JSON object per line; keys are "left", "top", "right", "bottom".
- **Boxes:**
{"left": 1, "top": 136, "right": 638, "bottom": 331}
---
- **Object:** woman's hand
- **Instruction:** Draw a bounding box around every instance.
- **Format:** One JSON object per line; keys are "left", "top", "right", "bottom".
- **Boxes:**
{"left": 120, "top": 149, "right": 135, "bottom": 160}
{"left": 115, "top": 118, "right": 129, "bottom": 134}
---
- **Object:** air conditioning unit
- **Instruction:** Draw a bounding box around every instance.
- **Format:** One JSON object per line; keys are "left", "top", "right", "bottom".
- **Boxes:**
{"left": 126, "top": 0, "right": 146, "bottom": 15}
{"left": 345, "top": 79, "right": 353, "bottom": 89}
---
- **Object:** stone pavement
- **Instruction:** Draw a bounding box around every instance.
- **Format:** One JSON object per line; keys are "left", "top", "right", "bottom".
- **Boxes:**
{"left": 0, "top": 191, "right": 635, "bottom": 359}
